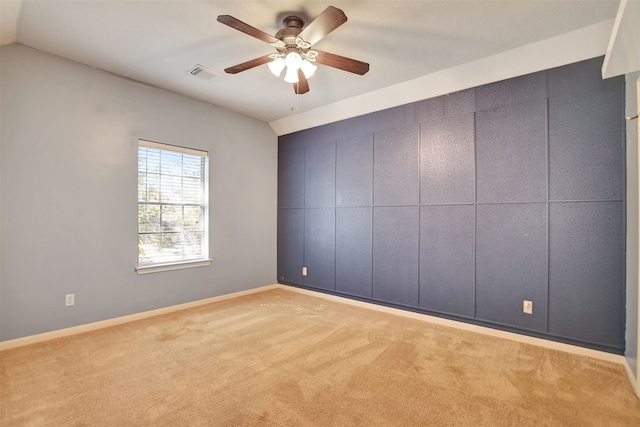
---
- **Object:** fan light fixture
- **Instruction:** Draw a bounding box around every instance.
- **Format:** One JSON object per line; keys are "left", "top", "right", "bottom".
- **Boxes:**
{"left": 267, "top": 57, "right": 285, "bottom": 77}
{"left": 269, "top": 54, "right": 317, "bottom": 83}
{"left": 285, "top": 52, "right": 302, "bottom": 70}
{"left": 284, "top": 65, "right": 299, "bottom": 83}
{"left": 268, "top": 37, "right": 318, "bottom": 84}
{"left": 300, "top": 59, "right": 317, "bottom": 78}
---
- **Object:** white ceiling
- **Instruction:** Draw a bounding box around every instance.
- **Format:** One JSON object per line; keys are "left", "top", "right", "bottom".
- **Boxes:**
{"left": 0, "top": 1, "right": 631, "bottom": 135}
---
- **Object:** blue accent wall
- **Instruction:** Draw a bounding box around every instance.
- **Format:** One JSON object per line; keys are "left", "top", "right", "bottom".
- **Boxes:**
{"left": 277, "top": 57, "right": 625, "bottom": 353}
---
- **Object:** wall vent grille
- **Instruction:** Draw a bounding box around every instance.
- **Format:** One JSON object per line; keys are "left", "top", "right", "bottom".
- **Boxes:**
{"left": 187, "top": 65, "right": 221, "bottom": 81}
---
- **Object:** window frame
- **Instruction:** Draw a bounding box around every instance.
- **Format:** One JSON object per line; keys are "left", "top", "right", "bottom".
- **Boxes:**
{"left": 135, "top": 139, "right": 211, "bottom": 275}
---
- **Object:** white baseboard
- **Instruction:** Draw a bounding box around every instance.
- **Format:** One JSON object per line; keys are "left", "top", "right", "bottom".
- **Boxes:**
{"left": 623, "top": 358, "right": 640, "bottom": 399}
{"left": 2, "top": 283, "right": 637, "bottom": 399}
{"left": 290, "top": 284, "right": 640, "bottom": 399}
{"left": 294, "top": 286, "right": 639, "bottom": 399}
{"left": 279, "top": 285, "right": 627, "bottom": 366}
{"left": 0, "top": 284, "right": 279, "bottom": 351}
{"left": 0, "top": 283, "right": 629, "bottom": 369}
{"left": 2, "top": 282, "right": 637, "bottom": 402}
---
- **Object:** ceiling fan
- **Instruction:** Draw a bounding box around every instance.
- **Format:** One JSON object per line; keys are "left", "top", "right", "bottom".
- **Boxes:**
{"left": 217, "top": 6, "right": 369, "bottom": 94}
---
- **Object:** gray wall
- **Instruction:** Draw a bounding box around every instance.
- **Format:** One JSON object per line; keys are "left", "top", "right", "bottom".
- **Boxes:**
{"left": 626, "top": 70, "right": 640, "bottom": 377}
{"left": 278, "top": 57, "right": 626, "bottom": 353}
{"left": 0, "top": 44, "right": 278, "bottom": 341}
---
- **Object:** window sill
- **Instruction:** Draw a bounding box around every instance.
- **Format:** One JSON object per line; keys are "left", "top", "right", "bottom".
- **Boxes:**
{"left": 136, "top": 259, "right": 212, "bottom": 275}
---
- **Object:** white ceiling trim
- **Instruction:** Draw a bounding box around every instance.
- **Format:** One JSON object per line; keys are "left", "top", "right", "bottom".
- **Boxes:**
{"left": 602, "top": 0, "right": 640, "bottom": 79}
{"left": 270, "top": 19, "right": 615, "bottom": 136}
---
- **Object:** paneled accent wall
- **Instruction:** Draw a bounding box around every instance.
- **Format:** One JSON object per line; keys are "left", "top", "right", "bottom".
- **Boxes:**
{"left": 278, "top": 57, "right": 625, "bottom": 353}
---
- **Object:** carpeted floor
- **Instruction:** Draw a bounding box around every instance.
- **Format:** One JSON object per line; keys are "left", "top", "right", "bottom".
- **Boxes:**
{"left": 1, "top": 287, "right": 639, "bottom": 426}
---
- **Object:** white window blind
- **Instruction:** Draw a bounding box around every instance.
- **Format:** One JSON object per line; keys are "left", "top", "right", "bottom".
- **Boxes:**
{"left": 137, "top": 140, "right": 209, "bottom": 268}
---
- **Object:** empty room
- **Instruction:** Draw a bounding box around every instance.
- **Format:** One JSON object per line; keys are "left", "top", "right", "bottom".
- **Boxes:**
{"left": 1, "top": 1, "right": 640, "bottom": 425}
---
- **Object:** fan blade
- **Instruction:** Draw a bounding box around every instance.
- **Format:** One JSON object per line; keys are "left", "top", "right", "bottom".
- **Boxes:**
{"left": 314, "top": 50, "right": 369, "bottom": 75}
{"left": 224, "top": 55, "right": 273, "bottom": 74}
{"left": 294, "top": 70, "right": 310, "bottom": 94}
{"left": 298, "top": 6, "right": 347, "bottom": 46}
{"left": 217, "top": 15, "right": 278, "bottom": 44}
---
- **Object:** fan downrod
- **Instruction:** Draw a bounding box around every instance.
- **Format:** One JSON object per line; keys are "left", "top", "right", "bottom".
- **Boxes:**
{"left": 276, "top": 16, "right": 304, "bottom": 40}
{"left": 282, "top": 16, "right": 303, "bottom": 28}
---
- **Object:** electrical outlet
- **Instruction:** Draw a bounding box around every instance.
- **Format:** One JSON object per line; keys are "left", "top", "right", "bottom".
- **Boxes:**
{"left": 302, "top": 266, "right": 308, "bottom": 277}
{"left": 523, "top": 300, "right": 533, "bottom": 315}
{"left": 65, "top": 294, "right": 75, "bottom": 307}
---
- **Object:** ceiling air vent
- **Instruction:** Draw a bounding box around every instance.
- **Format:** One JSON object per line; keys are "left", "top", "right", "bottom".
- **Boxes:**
{"left": 187, "top": 65, "right": 221, "bottom": 81}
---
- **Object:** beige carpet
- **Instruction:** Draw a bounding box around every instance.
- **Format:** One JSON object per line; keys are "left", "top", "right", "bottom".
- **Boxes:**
{"left": 1, "top": 288, "right": 639, "bottom": 426}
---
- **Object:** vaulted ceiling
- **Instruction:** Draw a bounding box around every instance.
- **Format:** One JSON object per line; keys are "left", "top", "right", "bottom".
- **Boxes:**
{"left": 1, "top": 1, "right": 636, "bottom": 135}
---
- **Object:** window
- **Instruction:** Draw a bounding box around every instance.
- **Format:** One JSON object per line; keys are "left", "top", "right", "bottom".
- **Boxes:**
{"left": 136, "top": 140, "right": 210, "bottom": 274}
